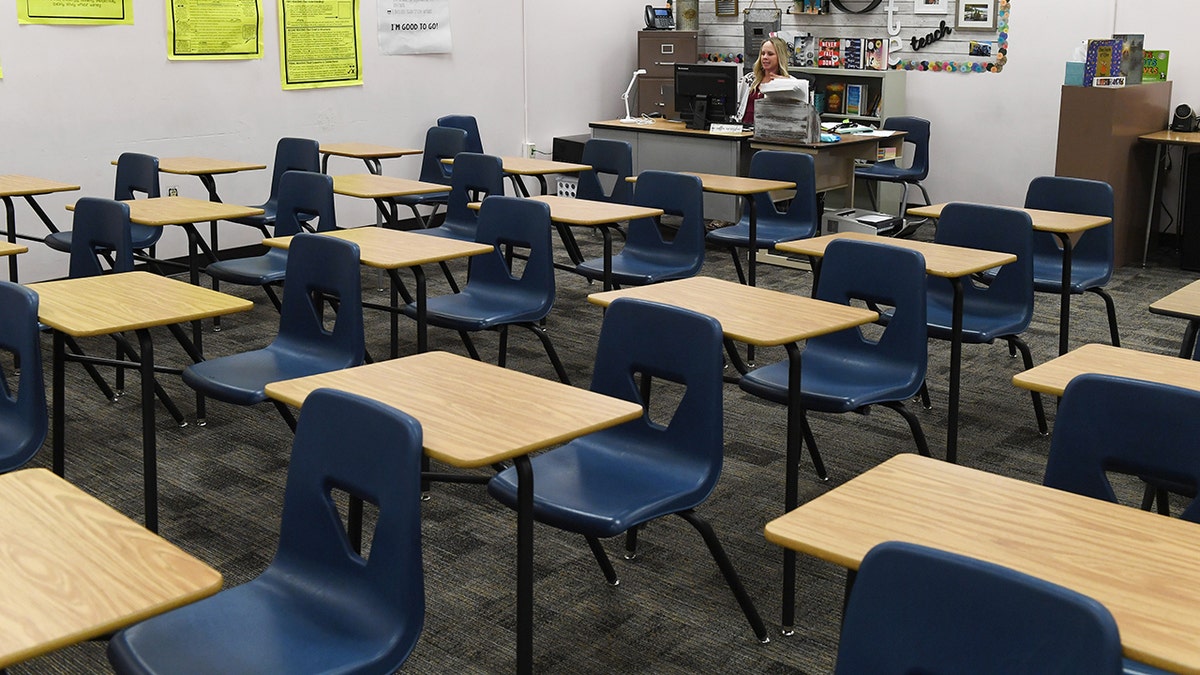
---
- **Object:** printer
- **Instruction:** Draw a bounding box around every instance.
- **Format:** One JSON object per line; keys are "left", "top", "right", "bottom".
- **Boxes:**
{"left": 822, "top": 208, "right": 902, "bottom": 236}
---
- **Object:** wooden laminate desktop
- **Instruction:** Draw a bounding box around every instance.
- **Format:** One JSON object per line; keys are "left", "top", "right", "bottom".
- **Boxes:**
{"left": 524, "top": 194, "right": 663, "bottom": 291}
{"left": 765, "top": 453, "right": 1200, "bottom": 673}
{"left": 906, "top": 202, "right": 1112, "bottom": 357}
{"left": 330, "top": 174, "right": 450, "bottom": 230}
{"left": 263, "top": 227, "right": 492, "bottom": 357}
{"left": 588, "top": 275, "right": 878, "bottom": 633}
{"left": 0, "top": 175, "right": 80, "bottom": 281}
{"left": 1011, "top": 342, "right": 1200, "bottom": 397}
{"left": 0, "top": 240, "right": 27, "bottom": 281}
{"left": 0, "top": 468, "right": 222, "bottom": 668}
{"left": 776, "top": 231, "right": 1017, "bottom": 465}
{"left": 1150, "top": 278, "right": 1200, "bottom": 358}
{"left": 265, "top": 351, "right": 644, "bottom": 674}
{"left": 319, "top": 142, "right": 422, "bottom": 174}
{"left": 30, "top": 271, "right": 254, "bottom": 532}
{"left": 591, "top": 118, "right": 751, "bottom": 222}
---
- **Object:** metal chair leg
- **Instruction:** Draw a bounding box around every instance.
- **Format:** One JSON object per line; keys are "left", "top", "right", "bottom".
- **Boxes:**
{"left": 676, "top": 509, "right": 769, "bottom": 643}
{"left": 624, "top": 525, "right": 639, "bottom": 560}
{"left": 1089, "top": 287, "right": 1121, "bottom": 347}
{"left": 522, "top": 323, "right": 571, "bottom": 385}
{"left": 881, "top": 401, "right": 931, "bottom": 458}
{"left": 1007, "top": 336, "right": 1049, "bottom": 436}
{"left": 585, "top": 536, "right": 619, "bottom": 585}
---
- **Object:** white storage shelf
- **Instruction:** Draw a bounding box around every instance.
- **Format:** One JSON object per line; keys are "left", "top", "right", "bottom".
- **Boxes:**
{"left": 793, "top": 67, "right": 906, "bottom": 124}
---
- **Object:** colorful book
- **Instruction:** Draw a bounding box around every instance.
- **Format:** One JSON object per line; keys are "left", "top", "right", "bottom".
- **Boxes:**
{"left": 823, "top": 82, "right": 845, "bottom": 114}
{"left": 793, "top": 33, "right": 817, "bottom": 68}
{"left": 842, "top": 38, "right": 863, "bottom": 70}
{"left": 1143, "top": 49, "right": 1169, "bottom": 82}
{"left": 817, "top": 38, "right": 841, "bottom": 68}
{"left": 1083, "top": 38, "right": 1122, "bottom": 87}
{"left": 864, "top": 38, "right": 889, "bottom": 71}
{"left": 845, "top": 84, "right": 864, "bottom": 116}
{"left": 1112, "top": 33, "right": 1144, "bottom": 85}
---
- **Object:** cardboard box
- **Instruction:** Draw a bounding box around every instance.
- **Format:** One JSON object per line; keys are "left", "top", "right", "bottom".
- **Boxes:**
{"left": 752, "top": 99, "right": 820, "bottom": 144}
{"left": 823, "top": 208, "right": 901, "bottom": 236}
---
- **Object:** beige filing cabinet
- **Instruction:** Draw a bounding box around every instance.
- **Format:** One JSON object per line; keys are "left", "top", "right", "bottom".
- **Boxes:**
{"left": 637, "top": 30, "right": 697, "bottom": 119}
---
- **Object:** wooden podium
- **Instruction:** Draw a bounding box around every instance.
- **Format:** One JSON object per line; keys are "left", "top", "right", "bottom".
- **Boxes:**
{"left": 1054, "top": 81, "right": 1172, "bottom": 267}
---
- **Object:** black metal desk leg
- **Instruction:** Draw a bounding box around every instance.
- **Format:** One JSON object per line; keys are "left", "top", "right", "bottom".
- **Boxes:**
{"left": 601, "top": 226, "right": 614, "bottom": 291}
{"left": 947, "top": 278, "right": 964, "bottom": 464}
{"left": 746, "top": 196, "right": 758, "bottom": 363}
{"left": 4, "top": 197, "right": 16, "bottom": 282}
{"left": 515, "top": 455, "right": 534, "bottom": 674}
{"left": 1183, "top": 320, "right": 1200, "bottom": 360}
{"left": 387, "top": 269, "right": 401, "bottom": 359}
{"left": 1056, "top": 233, "right": 1074, "bottom": 356}
{"left": 136, "top": 328, "right": 159, "bottom": 533}
{"left": 52, "top": 331, "right": 66, "bottom": 477}
{"left": 413, "top": 267, "right": 428, "bottom": 354}
{"left": 781, "top": 341, "right": 804, "bottom": 635}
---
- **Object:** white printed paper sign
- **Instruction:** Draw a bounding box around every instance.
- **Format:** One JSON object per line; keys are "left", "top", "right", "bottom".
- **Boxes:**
{"left": 379, "top": 0, "right": 451, "bottom": 54}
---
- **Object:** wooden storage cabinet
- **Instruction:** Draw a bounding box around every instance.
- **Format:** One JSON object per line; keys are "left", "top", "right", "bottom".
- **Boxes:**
{"left": 794, "top": 67, "right": 905, "bottom": 124}
{"left": 1054, "top": 81, "right": 1172, "bottom": 267}
{"left": 637, "top": 30, "right": 697, "bottom": 118}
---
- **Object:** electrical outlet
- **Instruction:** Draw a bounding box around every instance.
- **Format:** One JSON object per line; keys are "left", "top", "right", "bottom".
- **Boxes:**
{"left": 521, "top": 142, "right": 536, "bottom": 158}
{"left": 167, "top": 186, "right": 179, "bottom": 197}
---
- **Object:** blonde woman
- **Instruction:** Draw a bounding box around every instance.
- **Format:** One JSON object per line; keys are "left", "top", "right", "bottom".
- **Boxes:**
{"left": 736, "top": 36, "right": 795, "bottom": 124}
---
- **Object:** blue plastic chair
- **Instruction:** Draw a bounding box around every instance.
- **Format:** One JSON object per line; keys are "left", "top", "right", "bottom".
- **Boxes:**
{"left": 576, "top": 138, "right": 634, "bottom": 205}
{"left": 226, "top": 137, "right": 320, "bottom": 235}
{"left": 437, "top": 114, "right": 484, "bottom": 154}
{"left": 0, "top": 282, "right": 47, "bottom": 473}
{"left": 575, "top": 170, "right": 707, "bottom": 287}
{"left": 182, "top": 234, "right": 364, "bottom": 429}
{"left": 706, "top": 151, "right": 819, "bottom": 285}
{"left": 205, "top": 171, "right": 338, "bottom": 312}
{"left": 403, "top": 196, "right": 570, "bottom": 383}
{"left": 66, "top": 198, "right": 187, "bottom": 414}
{"left": 1025, "top": 175, "right": 1121, "bottom": 347}
{"left": 926, "top": 202, "right": 1048, "bottom": 435}
{"left": 107, "top": 388, "right": 426, "bottom": 675}
{"left": 46, "top": 153, "right": 163, "bottom": 257}
{"left": 487, "top": 297, "right": 768, "bottom": 642}
{"left": 1044, "top": 373, "right": 1200, "bottom": 523}
{"left": 740, "top": 239, "right": 930, "bottom": 478}
{"left": 853, "top": 116, "right": 933, "bottom": 220}
{"left": 416, "top": 152, "right": 505, "bottom": 243}
{"left": 394, "top": 126, "right": 466, "bottom": 228}
{"left": 835, "top": 541, "right": 1124, "bottom": 674}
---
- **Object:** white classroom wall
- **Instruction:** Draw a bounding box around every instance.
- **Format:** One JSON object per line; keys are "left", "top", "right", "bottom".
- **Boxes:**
{"left": 2, "top": 0, "right": 1193, "bottom": 282}
{"left": 0, "top": 0, "right": 647, "bottom": 282}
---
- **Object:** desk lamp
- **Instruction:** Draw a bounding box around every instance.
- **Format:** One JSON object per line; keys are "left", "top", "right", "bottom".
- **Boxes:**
{"left": 620, "top": 69, "right": 648, "bottom": 123}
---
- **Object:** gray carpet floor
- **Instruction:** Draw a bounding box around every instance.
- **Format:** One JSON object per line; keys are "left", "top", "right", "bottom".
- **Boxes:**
{"left": 9, "top": 220, "right": 1197, "bottom": 674}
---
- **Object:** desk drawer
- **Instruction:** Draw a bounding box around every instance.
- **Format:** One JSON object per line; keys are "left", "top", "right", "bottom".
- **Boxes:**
{"left": 638, "top": 30, "right": 697, "bottom": 79}
{"left": 637, "top": 78, "right": 678, "bottom": 118}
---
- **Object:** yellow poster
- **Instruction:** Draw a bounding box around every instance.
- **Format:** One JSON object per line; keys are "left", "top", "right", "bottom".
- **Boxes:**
{"left": 167, "top": 0, "right": 264, "bottom": 60}
{"left": 18, "top": 0, "right": 134, "bottom": 24}
{"left": 278, "top": 0, "right": 362, "bottom": 90}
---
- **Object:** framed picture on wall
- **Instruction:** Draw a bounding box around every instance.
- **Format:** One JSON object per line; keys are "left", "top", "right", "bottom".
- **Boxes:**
{"left": 913, "top": 0, "right": 948, "bottom": 15}
{"left": 956, "top": 0, "right": 996, "bottom": 29}
{"left": 715, "top": 0, "right": 738, "bottom": 17}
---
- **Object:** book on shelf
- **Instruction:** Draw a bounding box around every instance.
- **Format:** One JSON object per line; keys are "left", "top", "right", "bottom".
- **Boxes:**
{"left": 842, "top": 38, "right": 863, "bottom": 70}
{"left": 1112, "top": 33, "right": 1144, "bottom": 85}
{"left": 845, "top": 83, "right": 864, "bottom": 116}
{"left": 864, "top": 38, "right": 888, "bottom": 71}
{"left": 1143, "top": 49, "right": 1169, "bottom": 81}
{"left": 1083, "top": 38, "right": 1122, "bottom": 87}
{"left": 817, "top": 38, "right": 841, "bottom": 68}
{"left": 823, "top": 82, "right": 845, "bottom": 114}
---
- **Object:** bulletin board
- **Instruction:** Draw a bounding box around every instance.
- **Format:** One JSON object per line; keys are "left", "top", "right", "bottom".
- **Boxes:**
{"left": 700, "top": 0, "right": 1010, "bottom": 74}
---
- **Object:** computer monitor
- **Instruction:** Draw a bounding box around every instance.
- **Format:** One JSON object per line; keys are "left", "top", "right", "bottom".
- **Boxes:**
{"left": 674, "top": 63, "right": 739, "bottom": 130}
